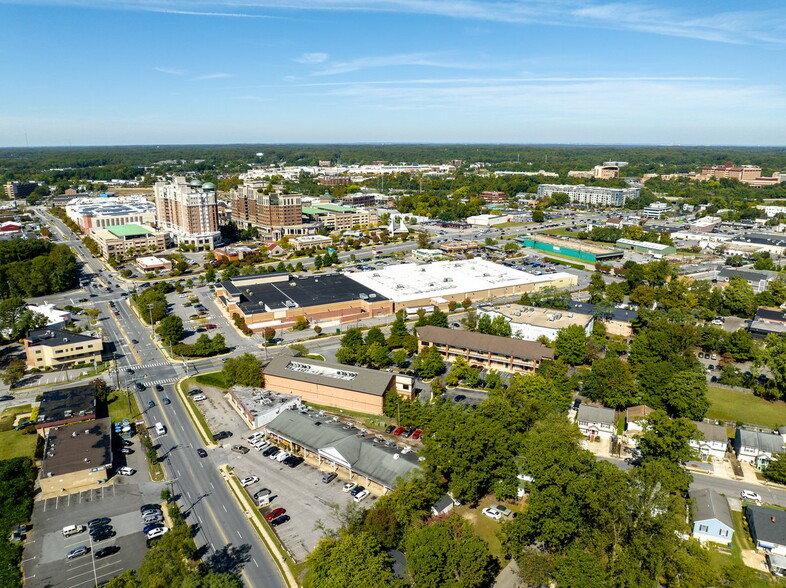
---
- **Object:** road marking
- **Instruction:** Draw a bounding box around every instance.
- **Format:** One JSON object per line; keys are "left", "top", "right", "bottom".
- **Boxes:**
{"left": 253, "top": 558, "right": 259, "bottom": 567}
{"left": 222, "top": 504, "right": 227, "bottom": 512}
{"left": 236, "top": 530, "right": 242, "bottom": 539}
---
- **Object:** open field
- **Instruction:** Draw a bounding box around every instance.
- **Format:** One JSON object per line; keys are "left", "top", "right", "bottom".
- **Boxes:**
{"left": 707, "top": 386, "right": 786, "bottom": 429}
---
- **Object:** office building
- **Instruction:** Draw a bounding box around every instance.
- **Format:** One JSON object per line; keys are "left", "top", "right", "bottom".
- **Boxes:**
{"left": 65, "top": 195, "right": 156, "bottom": 232}
{"left": 302, "top": 203, "right": 377, "bottom": 230}
{"left": 477, "top": 304, "right": 594, "bottom": 342}
{"left": 4, "top": 181, "right": 37, "bottom": 200}
{"left": 35, "top": 383, "right": 97, "bottom": 433}
{"left": 24, "top": 328, "right": 103, "bottom": 370}
{"left": 537, "top": 184, "right": 637, "bottom": 207}
{"left": 90, "top": 223, "right": 168, "bottom": 259}
{"left": 154, "top": 176, "right": 220, "bottom": 248}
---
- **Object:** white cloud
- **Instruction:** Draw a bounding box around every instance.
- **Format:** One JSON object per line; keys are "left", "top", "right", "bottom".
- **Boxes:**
{"left": 192, "top": 72, "right": 234, "bottom": 81}
{"left": 313, "top": 52, "right": 481, "bottom": 76}
{"left": 294, "top": 52, "right": 329, "bottom": 64}
{"left": 154, "top": 67, "right": 187, "bottom": 75}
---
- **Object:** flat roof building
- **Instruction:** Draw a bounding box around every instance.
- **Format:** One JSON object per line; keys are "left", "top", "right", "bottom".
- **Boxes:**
{"left": 91, "top": 223, "right": 168, "bottom": 259}
{"left": 478, "top": 304, "right": 594, "bottom": 342}
{"left": 416, "top": 325, "right": 553, "bottom": 374}
{"left": 226, "top": 386, "right": 300, "bottom": 430}
{"left": 136, "top": 256, "right": 172, "bottom": 272}
{"left": 290, "top": 235, "right": 334, "bottom": 251}
{"left": 615, "top": 238, "right": 676, "bottom": 256}
{"left": 536, "top": 184, "right": 638, "bottom": 207}
{"left": 39, "top": 417, "right": 112, "bottom": 496}
{"left": 36, "top": 383, "right": 97, "bottom": 434}
{"left": 263, "top": 350, "right": 413, "bottom": 415}
{"left": 65, "top": 195, "right": 155, "bottom": 232}
{"left": 521, "top": 234, "right": 624, "bottom": 263}
{"left": 23, "top": 328, "right": 103, "bottom": 370}
{"left": 27, "top": 302, "right": 71, "bottom": 329}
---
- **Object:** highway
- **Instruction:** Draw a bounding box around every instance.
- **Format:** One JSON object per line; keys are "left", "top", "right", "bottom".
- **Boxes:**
{"left": 34, "top": 208, "right": 286, "bottom": 588}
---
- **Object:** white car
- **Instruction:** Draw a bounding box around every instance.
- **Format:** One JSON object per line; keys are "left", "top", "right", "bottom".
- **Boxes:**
{"left": 240, "top": 476, "right": 259, "bottom": 488}
{"left": 741, "top": 490, "right": 762, "bottom": 504}
{"left": 275, "top": 452, "right": 291, "bottom": 463}
{"left": 146, "top": 526, "right": 169, "bottom": 539}
{"left": 482, "top": 507, "right": 502, "bottom": 521}
{"left": 248, "top": 433, "right": 264, "bottom": 442}
{"left": 342, "top": 482, "right": 357, "bottom": 493}
{"left": 254, "top": 440, "right": 269, "bottom": 450}
{"left": 354, "top": 489, "right": 370, "bottom": 503}
{"left": 192, "top": 394, "right": 207, "bottom": 402}
{"left": 117, "top": 466, "right": 136, "bottom": 476}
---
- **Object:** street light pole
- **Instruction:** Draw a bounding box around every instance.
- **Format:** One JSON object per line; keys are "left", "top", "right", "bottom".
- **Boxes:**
{"left": 146, "top": 303, "right": 154, "bottom": 327}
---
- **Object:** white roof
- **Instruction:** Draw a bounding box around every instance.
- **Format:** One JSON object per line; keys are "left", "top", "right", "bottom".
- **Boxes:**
{"left": 28, "top": 303, "right": 70, "bottom": 325}
{"left": 346, "top": 258, "right": 574, "bottom": 303}
{"left": 291, "top": 235, "right": 332, "bottom": 243}
{"left": 137, "top": 256, "right": 169, "bottom": 265}
{"left": 617, "top": 238, "right": 672, "bottom": 251}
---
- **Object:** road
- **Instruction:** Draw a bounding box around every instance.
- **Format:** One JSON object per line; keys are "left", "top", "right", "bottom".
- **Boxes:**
{"left": 33, "top": 208, "right": 286, "bottom": 588}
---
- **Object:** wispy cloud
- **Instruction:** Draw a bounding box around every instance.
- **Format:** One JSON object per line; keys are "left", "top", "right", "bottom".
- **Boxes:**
{"left": 154, "top": 66, "right": 187, "bottom": 76}
{"left": 192, "top": 72, "right": 234, "bottom": 81}
{"left": 313, "top": 52, "right": 482, "bottom": 76}
{"left": 294, "top": 52, "right": 329, "bottom": 64}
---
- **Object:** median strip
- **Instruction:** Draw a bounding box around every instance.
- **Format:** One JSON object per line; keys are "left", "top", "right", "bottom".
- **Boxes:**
{"left": 175, "top": 377, "right": 215, "bottom": 448}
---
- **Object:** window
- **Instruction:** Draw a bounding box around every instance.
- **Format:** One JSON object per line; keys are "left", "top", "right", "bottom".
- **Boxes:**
{"left": 720, "top": 529, "right": 729, "bottom": 537}
{"left": 698, "top": 524, "right": 709, "bottom": 532}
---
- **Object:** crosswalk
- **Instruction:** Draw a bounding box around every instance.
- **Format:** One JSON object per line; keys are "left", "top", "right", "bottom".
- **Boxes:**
{"left": 148, "top": 376, "right": 179, "bottom": 386}
{"left": 125, "top": 361, "right": 169, "bottom": 370}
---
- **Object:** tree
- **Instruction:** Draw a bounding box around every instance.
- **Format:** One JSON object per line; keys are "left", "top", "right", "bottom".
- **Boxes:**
{"left": 490, "top": 315, "right": 512, "bottom": 337}
{"left": 405, "top": 517, "right": 497, "bottom": 588}
{"left": 412, "top": 346, "right": 445, "bottom": 379}
{"left": 367, "top": 342, "right": 391, "bottom": 368}
{"left": 304, "top": 532, "right": 396, "bottom": 588}
{"left": 365, "top": 326, "right": 386, "bottom": 347}
{"left": 532, "top": 210, "right": 544, "bottom": 223}
{"left": 722, "top": 276, "right": 757, "bottom": 318}
{"left": 582, "top": 357, "right": 638, "bottom": 409}
{"left": 392, "top": 349, "right": 409, "bottom": 367}
{"left": 221, "top": 353, "right": 263, "bottom": 387}
{"left": 2, "top": 358, "right": 26, "bottom": 388}
{"left": 588, "top": 273, "right": 606, "bottom": 303}
{"left": 263, "top": 327, "right": 276, "bottom": 343}
{"left": 605, "top": 281, "right": 625, "bottom": 304}
{"left": 0, "top": 297, "right": 47, "bottom": 342}
{"left": 629, "top": 284, "right": 656, "bottom": 308}
{"left": 417, "top": 232, "right": 430, "bottom": 248}
{"left": 662, "top": 370, "right": 709, "bottom": 420}
{"left": 765, "top": 334, "right": 786, "bottom": 399}
{"left": 293, "top": 315, "right": 309, "bottom": 331}
{"left": 156, "top": 315, "right": 184, "bottom": 345}
{"left": 638, "top": 410, "right": 699, "bottom": 463}
{"left": 554, "top": 324, "right": 587, "bottom": 365}
{"left": 763, "top": 454, "right": 786, "bottom": 484}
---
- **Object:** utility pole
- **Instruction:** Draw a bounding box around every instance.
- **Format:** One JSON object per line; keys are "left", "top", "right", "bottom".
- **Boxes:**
{"left": 146, "top": 303, "right": 155, "bottom": 327}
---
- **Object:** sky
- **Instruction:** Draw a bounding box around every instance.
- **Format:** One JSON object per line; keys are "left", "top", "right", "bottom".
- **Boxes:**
{"left": 1, "top": 0, "right": 786, "bottom": 146}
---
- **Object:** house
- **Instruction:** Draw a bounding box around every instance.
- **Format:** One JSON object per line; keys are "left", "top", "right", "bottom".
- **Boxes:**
{"left": 266, "top": 243, "right": 285, "bottom": 256}
{"left": 576, "top": 405, "right": 616, "bottom": 440}
{"left": 690, "top": 488, "right": 734, "bottom": 545}
{"left": 750, "top": 307, "right": 786, "bottom": 338}
{"left": 746, "top": 505, "right": 786, "bottom": 554}
{"left": 734, "top": 429, "right": 784, "bottom": 469}
{"left": 690, "top": 422, "right": 728, "bottom": 461}
{"left": 625, "top": 405, "right": 654, "bottom": 436}
{"left": 767, "top": 554, "right": 786, "bottom": 577}
{"left": 431, "top": 494, "right": 455, "bottom": 516}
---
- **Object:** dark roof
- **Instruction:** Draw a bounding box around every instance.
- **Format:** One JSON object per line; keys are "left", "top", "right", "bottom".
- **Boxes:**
{"left": 264, "top": 352, "right": 394, "bottom": 397}
{"left": 416, "top": 326, "right": 554, "bottom": 360}
{"left": 747, "top": 505, "right": 786, "bottom": 547}
{"left": 41, "top": 417, "right": 112, "bottom": 477}
{"left": 221, "top": 272, "right": 386, "bottom": 314}
{"left": 754, "top": 307, "right": 786, "bottom": 324}
{"left": 736, "top": 429, "right": 784, "bottom": 454}
{"left": 433, "top": 494, "right": 455, "bottom": 513}
{"left": 37, "top": 383, "right": 96, "bottom": 426}
{"left": 739, "top": 233, "right": 786, "bottom": 247}
{"left": 577, "top": 404, "right": 616, "bottom": 426}
{"left": 695, "top": 421, "right": 728, "bottom": 443}
{"left": 692, "top": 488, "right": 733, "bottom": 529}
{"left": 568, "top": 300, "right": 639, "bottom": 323}
{"left": 718, "top": 268, "right": 775, "bottom": 283}
{"left": 25, "top": 328, "right": 100, "bottom": 347}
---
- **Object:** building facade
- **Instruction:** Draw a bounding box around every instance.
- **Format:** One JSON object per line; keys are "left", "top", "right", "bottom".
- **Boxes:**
{"left": 536, "top": 184, "right": 638, "bottom": 207}
{"left": 521, "top": 235, "right": 624, "bottom": 263}
{"left": 24, "top": 329, "right": 103, "bottom": 369}
{"left": 228, "top": 182, "right": 316, "bottom": 241}
{"left": 153, "top": 176, "right": 220, "bottom": 248}
{"left": 91, "top": 223, "right": 168, "bottom": 259}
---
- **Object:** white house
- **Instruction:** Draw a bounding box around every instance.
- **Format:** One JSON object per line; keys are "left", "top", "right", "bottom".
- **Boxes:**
{"left": 690, "top": 422, "right": 728, "bottom": 461}
{"left": 734, "top": 429, "right": 784, "bottom": 469}
{"left": 576, "top": 405, "right": 616, "bottom": 440}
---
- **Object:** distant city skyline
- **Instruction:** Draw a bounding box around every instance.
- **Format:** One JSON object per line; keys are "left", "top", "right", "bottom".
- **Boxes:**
{"left": 1, "top": 0, "right": 785, "bottom": 147}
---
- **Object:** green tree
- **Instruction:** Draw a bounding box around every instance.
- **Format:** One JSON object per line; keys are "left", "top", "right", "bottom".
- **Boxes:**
{"left": 765, "top": 334, "right": 786, "bottom": 399}
{"left": 405, "top": 517, "right": 497, "bottom": 588}
{"left": 490, "top": 315, "right": 512, "bottom": 337}
{"left": 587, "top": 273, "right": 606, "bottom": 304}
{"left": 412, "top": 346, "right": 445, "bottom": 379}
{"left": 763, "top": 454, "right": 786, "bottom": 484}
{"left": 605, "top": 281, "right": 625, "bottom": 304}
{"left": 722, "top": 276, "right": 757, "bottom": 318}
{"left": 221, "top": 353, "right": 263, "bottom": 387}
{"left": 582, "top": 357, "right": 638, "bottom": 409}
{"left": 304, "top": 532, "right": 396, "bottom": 588}
{"left": 663, "top": 370, "right": 709, "bottom": 420}
{"left": 392, "top": 348, "right": 409, "bottom": 368}
{"left": 639, "top": 410, "right": 699, "bottom": 463}
{"left": 554, "top": 324, "right": 587, "bottom": 366}
{"left": 2, "top": 358, "right": 26, "bottom": 387}
{"left": 629, "top": 284, "right": 656, "bottom": 308}
{"left": 156, "top": 315, "right": 184, "bottom": 345}
{"left": 365, "top": 326, "right": 386, "bottom": 347}
{"left": 367, "top": 342, "right": 391, "bottom": 368}
{"left": 532, "top": 210, "right": 544, "bottom": 222}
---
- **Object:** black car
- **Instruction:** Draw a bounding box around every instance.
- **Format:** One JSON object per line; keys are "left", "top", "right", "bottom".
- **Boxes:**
{"left": 270, "top": 514, "right": 290, "bottom": 527}
{"left": 0, "top": 395, "right": 14, "bottom": 402}
{"left": 121, "top": 439, "right": 133, "bottom": 447}
{"left": 88, "top": 517, "right": 111, "bottom": 529}
{"left": 401, "top": 427, "right": 414, "bottom": 438}
{"left": 197, "top": 448, "right": 208, "bottom": 458}
{"left": 89, "top": 524, "right": 113, "bottom": 537}
{"left": 91, "top": 528, "right": 115, "bottom": 542}
{"left": 384, "top": 425, "right": 396, "bottom": 434}
{"left": 136, "top": 383, "right": 145, "bottom": 391}
{"left": 147, "top": 400, "right": 155, "bottom": 409}
{"left": 212, "top": 431, "right": 231, "bottom": 441}
{"left": 131, "top": 339, "right": 138, "bottom": 344}
{"left": 262, "top": 446, "right": 278, "bottom": 457}
{"left": 188, "top": 389, "right": 201, "bottom": 396}
{"left": 94, "top": 546, "right": 119, "bottom": 559}
{"left": 162, "top": 397, "right": 171, "bottom": 405}
{"left": 454, "top": 395, "right": 466, "bottom": 402}
{"left": 286, "top": 456, "right": 303, "bottom": 468}
{"left": 155, "top": 385, "right": 164, "bottom": 392}
{"left": 126, "top": 368, "right": 134, "bottom": 374}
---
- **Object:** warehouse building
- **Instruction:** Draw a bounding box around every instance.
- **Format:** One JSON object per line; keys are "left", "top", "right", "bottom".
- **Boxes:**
{"left": 477, "top": 304, "right": 594, "bottom": 342}
{"left": 263, "top": 350, "right": 414, "bottom": 415}
{"left": 520, "top": 235, "right": 624, "bottom": 263}
{"left": 615, "top": 238, "right": 676, "bottom": 256}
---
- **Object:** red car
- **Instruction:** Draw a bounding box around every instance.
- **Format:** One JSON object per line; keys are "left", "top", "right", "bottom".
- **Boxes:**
{"left": 205, "top": 324, "right": 217, "bottom": 330}
{"left": 412, "top": 429, "right": 424, "bottom": 440}
{"left": 392, "top": 426, "right": 405, "bottom": 436}
{"left": 266, "top": 508, "right": 286, "bottom": 522}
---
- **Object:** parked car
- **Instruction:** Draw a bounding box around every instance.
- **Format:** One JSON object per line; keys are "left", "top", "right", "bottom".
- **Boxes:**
{"left": 402, "top": 427, "right": 415, "bottom": 438}
{"left": 240, "top": 476, "right": 259, "bottom": 487}
{"left": 262, "top": 446, "right": 279, "bottom": 457}
{"left": 350, "top": 485, "right": 365, "bottom": 497}
{"left": 142, "top": 513, "right": 163, "bottom": 525}
{"left": 482, "top": 507, "right": 502, "bottom": 521}
{"left": 91, "top": 528, "right": 115, "bottom": 542}
{"left": 392, "top": 427, "right": 405, "bottom": 436}
{"left": 266, "top": 508, "right": 286, "bottom": 521}
{"left": 286, "top": 456, "right": 303, "bottom": 468}
{"left": 119, "top": 448, "right": 134, "bottom": 454}
{"left": 140, "top": 504, "right": 162, "bottom": 515}
{"left": 384, "top": 425, "right": 396, "bottom": 434}
{"left": 94, "top": 546, "right": 119, "bottom": 559}
{"left": 144, "top": 523, "right": 163, "bottom": 535}
{"left": 342, "top": 482, "right": 357, "bottom": 493}
{"left": 275, "top": 451, "right": 291, "bottom": 463}
{"left": 322, "top": 472, "right": 337, "bottom": 484}
{"left": 146, "top": 526, "right": 169, "bottom": 539}
{"left": 117, "top": 466, "right": 136, "bottom": 476}
{"left": 270, "top": 515, "right": 290, "bottom": 527}
{"left": 354, "top": 489, "right": 370, "bottom": 503}
{"left": 188, "top": 389, "right": 201, "bottom": 396}
{"left": 192, "top": 394, "right": 207, "bottom": 401}
{"left": 213, "top": 431, "right": 232, "bottom": 441}
{"left": 411, "top": 429, "right": 424, "bottom": 440}
{"left": 266, "top": 447, "right": 281, "bottom": 459}
{"left": 0, "top": 395, "right": 14, "bottom": 402}
{"left": 88, "top": 517, "right": 111, "bottom": 529}
{"left": 66, "top": 546, "right": 90, "bottom": 560}
{"left": 741, "top": 490, "right": 762, "bottom": 504}
{"left": 197, "top": 448, "right": 208, "bottom": 458}
{"left": 231, "top": 445, "right": 250, "bottom": 454}
{"left": 454, "top": 395, "right": 466, "bottom": 402}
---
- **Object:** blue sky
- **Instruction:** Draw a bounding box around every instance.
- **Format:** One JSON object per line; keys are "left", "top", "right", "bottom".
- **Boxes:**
{"left": 1, "top": 0, "right": 785, "bottom": 146}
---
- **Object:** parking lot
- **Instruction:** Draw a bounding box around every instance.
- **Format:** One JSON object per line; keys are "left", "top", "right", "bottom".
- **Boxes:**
{"left": 24, "top": 482, "right": 164, "bottom": 588}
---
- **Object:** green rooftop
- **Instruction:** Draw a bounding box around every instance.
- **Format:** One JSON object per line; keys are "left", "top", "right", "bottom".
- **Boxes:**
{"left": 106, "top": 224, "right": 152, "bottom": 238}
{"left": 303, "top": 203, "right": 356, "bottom": 215}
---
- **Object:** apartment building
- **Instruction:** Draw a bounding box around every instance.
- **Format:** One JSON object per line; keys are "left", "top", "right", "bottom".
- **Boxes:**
{"left": 536, "top": 184, "right": 638, "bottom": 207}
{"left": 228, "top": 182, "right": 316, "bottom": 242}
{"left": 65, "top": 195, "right": 156, "bottom": 232}
{"left": 153, "top": 176, "right": 220, "bottom": 248}
{"left": 90, "top": 223, "right": 168, "bottom": 259}
{"left": 302, "top": 203, "right": 377, "bottom": 230}
{"left": 23, "top": 328, "right": 103, "bottom": 369}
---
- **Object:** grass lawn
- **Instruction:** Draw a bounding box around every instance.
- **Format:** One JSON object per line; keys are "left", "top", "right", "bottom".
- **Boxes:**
{"left": 707, "top": 386, "right": 786, "bottom": 429}
{"left": 0, "top": 404, "right": 33, "bottom": 430}
{"left": 0, "top": 429, "right": 38, "bottom": 460}
{"left": 107, "top": 392, "right": 142, "bottom": 422}
{"left": 195, "top": 371, "right": 228, "bottom": 389}
{"left": 453, "top": 495, "right": 517, "bottom": 561}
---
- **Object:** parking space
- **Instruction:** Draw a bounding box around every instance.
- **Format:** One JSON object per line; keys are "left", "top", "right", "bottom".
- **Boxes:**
{"left": 24, "top": 482, "right": 163, "bottom": 587}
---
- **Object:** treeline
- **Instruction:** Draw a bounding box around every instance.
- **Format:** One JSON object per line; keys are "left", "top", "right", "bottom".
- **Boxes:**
{"left": 132, "top": 283, "right": 174, "bottom": 325}
{"left": 0, "top": 458, "right": 35, "bottom": 588}
{"left": 0, "top": 239, "right": 77, "bottom": 299}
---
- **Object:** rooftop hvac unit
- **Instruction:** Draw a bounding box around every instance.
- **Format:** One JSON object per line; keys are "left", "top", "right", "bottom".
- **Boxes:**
{"left": 369, "top": 293, "right": 376, "bottom": 298}
{"left": 359, "top": 293, "right": 368, "bottom": 299}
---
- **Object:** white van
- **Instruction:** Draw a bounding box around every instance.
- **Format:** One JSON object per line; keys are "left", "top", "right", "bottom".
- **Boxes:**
{"left": 155, "top": 422, "right": 166, "bottom": 436}
{"left": 62, "top": 524, "right": 86, "bottom": 537}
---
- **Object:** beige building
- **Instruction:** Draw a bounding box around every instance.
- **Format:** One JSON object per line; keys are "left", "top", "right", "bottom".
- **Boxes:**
{"left": 24, "top": 328, "right": 103, "bottom": 369}
{"left": 39, "top": 418, "right": 112, "bottom": 496}
{"left": 154, "top": 176, "right": 220, "bottom": 248}
{"left": 263, "top": 350, "right": 414, "bottom": 415}
{"left": 290, "top": 235, "right": 334, "bottom": 251}
{"left": 91, "top": 223, "right": 168, "bottom": 259}
{"left": 477, "top": 304, "right": 594, "bottom": 342}
{"left": 416, "top": 326, "right": 554, "bottom": 374}
{"left": 229, "top": 183, "right": 316, "bottom": 242}
{"left": 439, "top": 240, "right": 479, "bottom": 255}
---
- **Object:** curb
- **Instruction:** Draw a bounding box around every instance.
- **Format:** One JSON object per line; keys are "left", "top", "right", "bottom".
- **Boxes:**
{"left": 174, "top": 377, "right": 216, "bottom": 448}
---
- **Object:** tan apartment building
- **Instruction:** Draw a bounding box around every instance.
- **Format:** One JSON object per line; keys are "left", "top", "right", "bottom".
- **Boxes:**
{"left": 263, "top": 350, "right": 414, "bottom": 415}
{"left": 228, "top": 183, "right": 316, "bottom": 242}
{"left": 154, "top": 176, "right": 220, "bottom": 248}
{"left": 416, "top": 326, "right": 554, "bottom": 374}
{"left": 24, "top": 328, "right": 103, "bottom": 369}
{"left": 39, "top": 418, "right": 112, "bottom": 495}
{"left": 91, "top": 223, "right": 168, "bottom": 259}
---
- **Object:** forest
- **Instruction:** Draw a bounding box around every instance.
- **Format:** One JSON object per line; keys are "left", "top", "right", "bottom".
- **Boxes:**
{"left": 0, "top": 239, "right": 78, "bottom": 299}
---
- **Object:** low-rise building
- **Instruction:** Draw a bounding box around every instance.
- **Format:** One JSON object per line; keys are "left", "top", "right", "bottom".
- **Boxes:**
{"left": 302, "top": 203, "right": 377, "bottom": 230}
{"left": 642, "top": 202, "right": 670, "bottom": 219}
{"left": 625, "top": 405, "right": 655, "bottom": 436}
{"left": 265, "top": 409, "right": 420, "bottom": 495}
{"left": 691, "top": 488, "right": 734, "bottom": 545}
{"left": 136, "top": 256, "right": 172, "bottom": 272}
{"left": 521, "top": 234, "right": 624, "bottom": 263}
{"left": 431, "top": 494, "right": 457, "bottom": 516}
{"left": 412, "top": 249, "right": 443, "bottom": 262}
{"left": 439, "top": 240, "right": 478, "bottom": 255}
{"left": 23, "top": 328, "right": 103, "bottom": 369}
{"left": 290, "top": 235, "right": 334, "bottom": 251}
{"left": 35, "top": 383, "right": 97, "bottom": 435}
{"left": 226, "top": 387, "right": 300, "bottom": 430}
{"left": 690, "top": 422, "right": 728, "bottom": 461}
{"left": 567, "top": 301, "right": 638, "bottom": 338}
{"left": 27, "top": 303, "right": 70, "bottom": 329}
{"left": 465, "top": 214, "right": 509, "bottom": 226}
{"left": 576, "top": 405, "right": 616, "bottom": 440}
{"left": 747, "top": 505, "right": 786, "bottom": 554}
{"left": 477, "top": 304, "right": 594, "bottom": 342}
{"left": 750, "top": 307, "right": 786, "bottom": 338}
{"left": 689, "top": 216, "right": 722, "bottom": 233}
{"left": 416, "top": 325, "right": 553, "bottom": 374}
{"left": 65, "top": 195, "right": 156, "bottom": 232}
{"left": 91, "top": 223, "right": 168, "bottom": 259}
{"left": 734, "top": 429, "right": 784, "bottom": 469}
{"left": 615, "top": 238, "right": 676, "bottom": 256}
{"left": 263, "top": 350, "right": 414, "bottom": 415}
{"left": 39, "top": 417, "right": 112, "bottom": 495}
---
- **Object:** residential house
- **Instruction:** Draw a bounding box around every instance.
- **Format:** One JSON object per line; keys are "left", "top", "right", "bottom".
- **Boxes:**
{"left": 576, "top": 405, "right": 616, "bottom": 440}
{"left": 746, "top": 505, "right": 786, "bottom": 554}
{"left": 690, "top": 422, "right": 728, "bottom": 461}
{"left": 625, "top": 405, "right": 654, "bottom": 436}
{"left": 691, "top": 488, "right": 734, "bottom": 545}
{"left": 734, "top": 429, "right": 784, "bottom": 469}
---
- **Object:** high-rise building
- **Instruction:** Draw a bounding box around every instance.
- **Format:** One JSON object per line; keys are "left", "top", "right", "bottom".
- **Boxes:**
{"left": 536, "top": 184, "right": 638, "bottom": 207}
{"left": 228, "top": 182, "right": 316, "bottom": 242}
{"left": 153, "top": 176, "right": 220, "bottom": 248}
{"left": 4, "top": 181, "right": 38, "bottom": 200}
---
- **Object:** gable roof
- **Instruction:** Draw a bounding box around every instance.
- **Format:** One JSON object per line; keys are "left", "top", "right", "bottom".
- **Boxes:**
{"left": 433, "top": 494, "right": 454, "bottom": 513}
{"left": 626, "top": 405, "right": 654, "bottom": 422}
{"left": 747, "top": 505, "right": 786, "bottom": 547}
{"left": 692, "top": 488, "right": 733, "bottom": 529}
{"left": 577, "top": 404, "right": 615, "bottom": 426}
{"left": 695, "top": 422, "right": 728, "bottom": 444}
{"left": 416, "top": 326, "right": 554, "bottom": 361}
{"left": 737, "top": 429, "right": 784, "bottom": 454}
